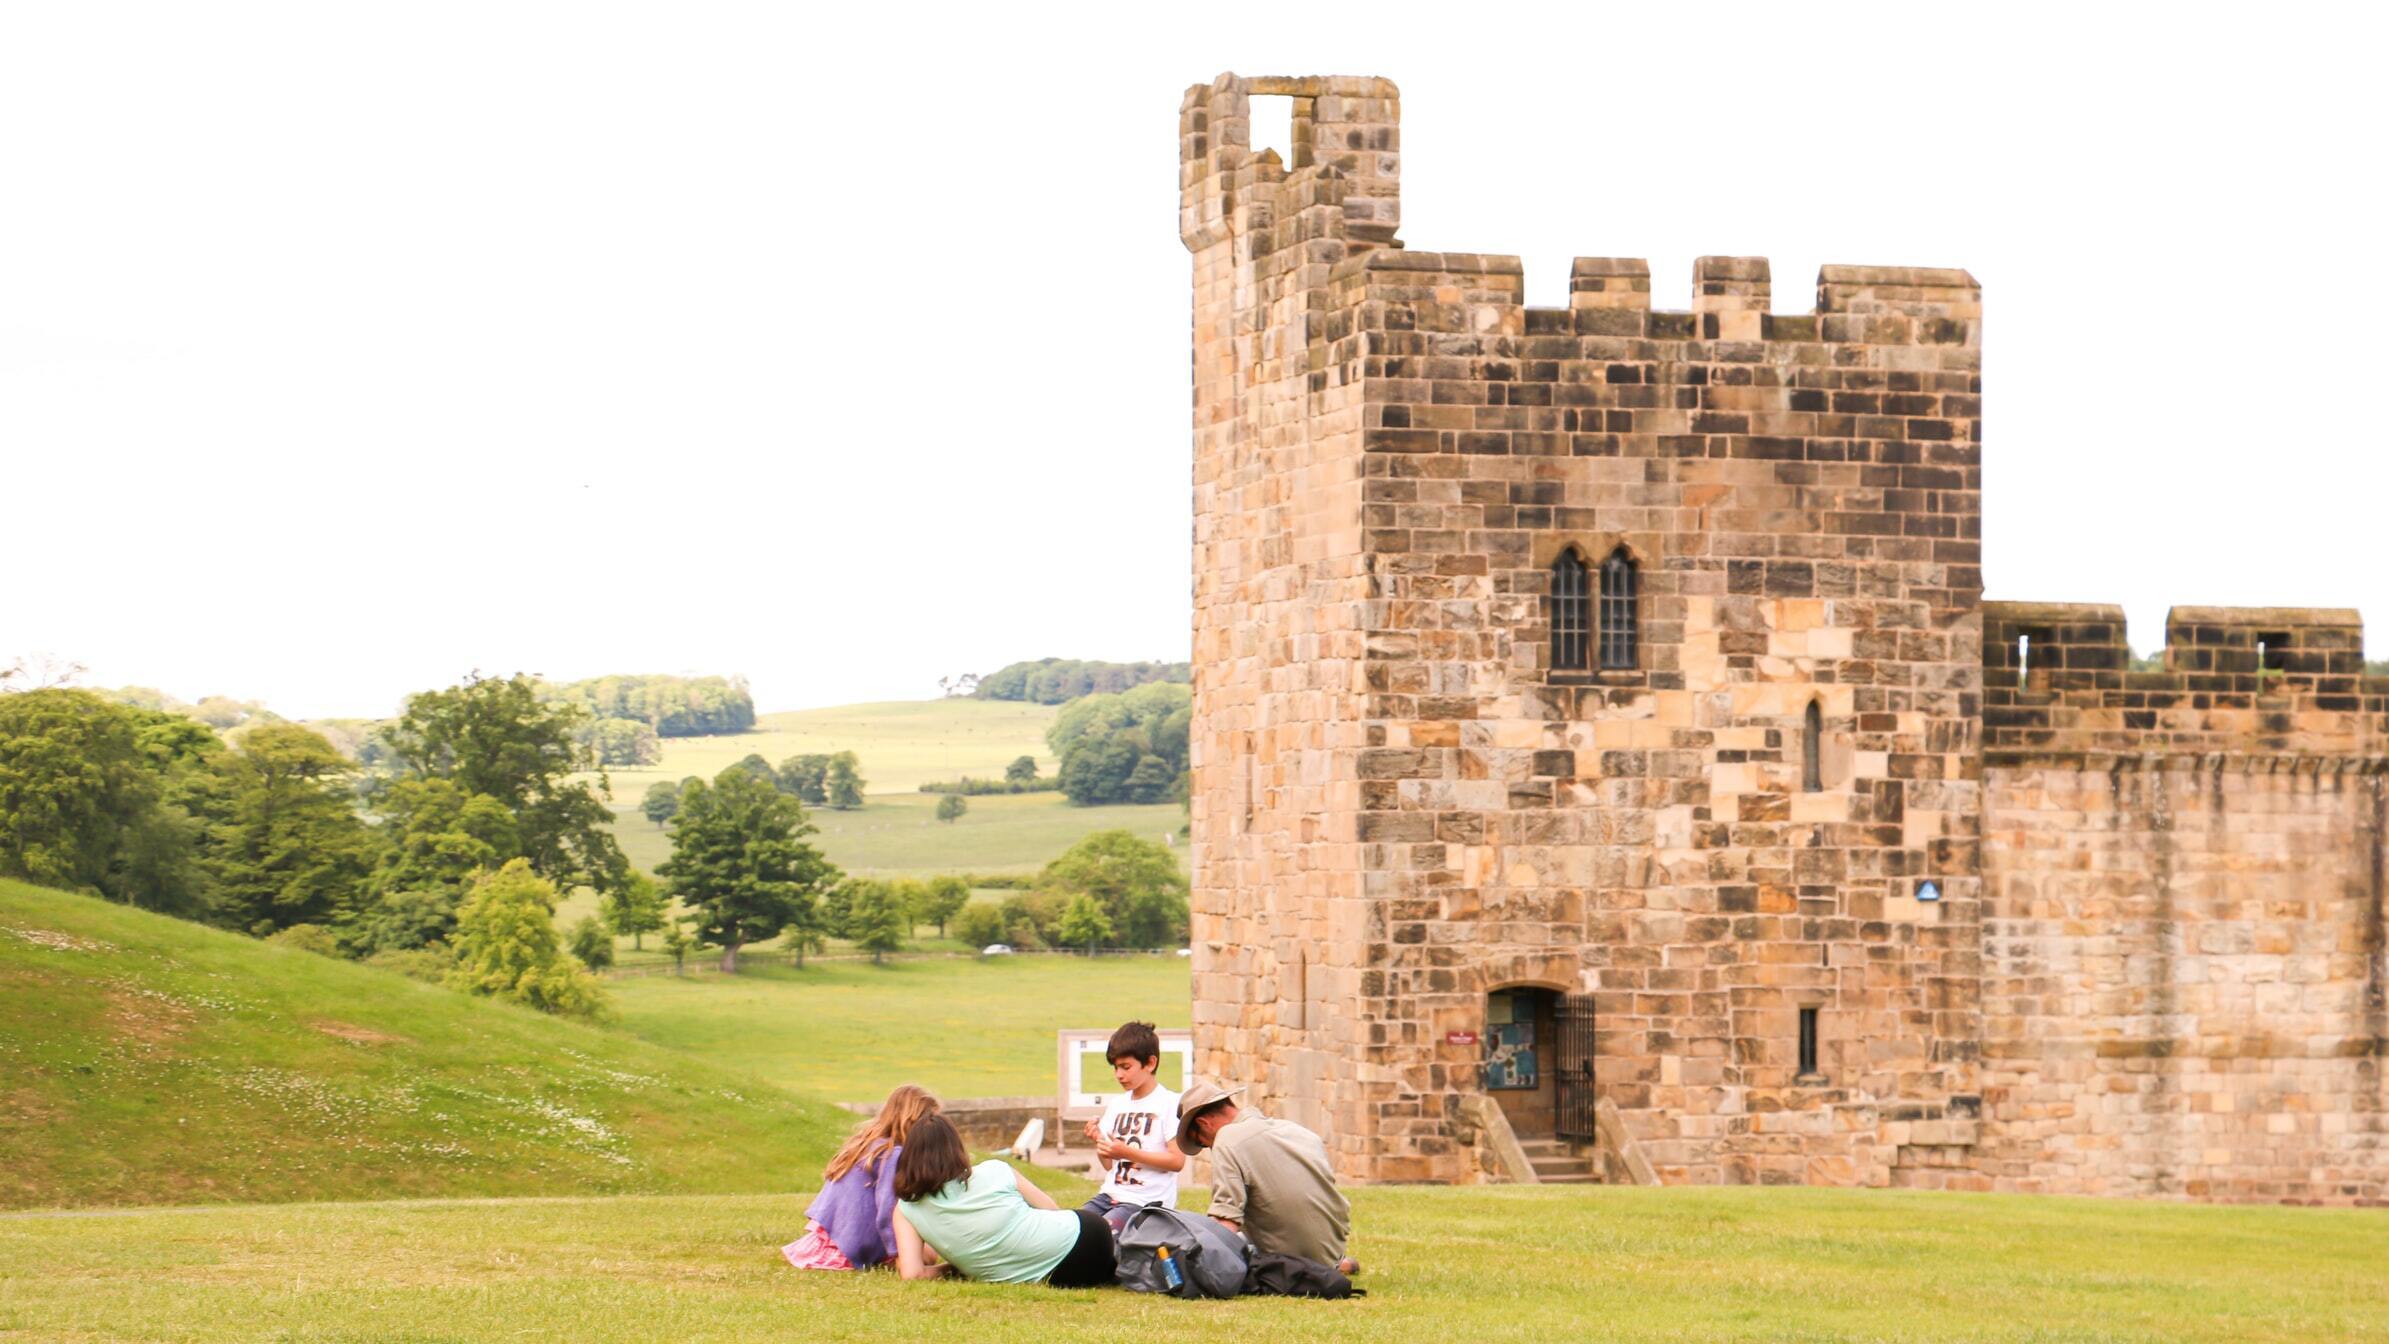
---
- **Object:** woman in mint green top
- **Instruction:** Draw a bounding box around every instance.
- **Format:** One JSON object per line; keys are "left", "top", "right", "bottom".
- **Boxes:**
{"left": 891, "top": 1115, "right": 1116, "bottom": 1288}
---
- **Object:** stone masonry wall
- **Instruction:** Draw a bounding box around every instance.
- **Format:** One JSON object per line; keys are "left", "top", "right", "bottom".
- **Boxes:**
{"left": 1184, "top": 73, "right": 2387, "bottom": 1203}
{"left": 1182, "top": 75, "right": 1400, "bottom": 1168}
{"left": 1975, "top": 603, "right": 2389, "bottom": 1202}
{"left": 1185, "top": 71, "right": 1987, "bottom": 1185}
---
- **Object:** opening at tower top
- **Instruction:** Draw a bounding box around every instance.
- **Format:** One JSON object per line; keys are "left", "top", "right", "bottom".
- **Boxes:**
{"left": 1250, "top": 94, "right": 1295, "bottom": 167}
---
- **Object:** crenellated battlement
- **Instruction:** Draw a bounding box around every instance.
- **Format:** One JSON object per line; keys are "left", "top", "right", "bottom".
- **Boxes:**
{"left": 1983, "top": 601, "right": 2388, "bottom": 763}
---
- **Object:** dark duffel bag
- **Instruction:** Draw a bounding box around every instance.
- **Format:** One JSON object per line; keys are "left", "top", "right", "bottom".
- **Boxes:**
{"left": 1243, "top": 1251, "right": 1364, "bottom": 1299}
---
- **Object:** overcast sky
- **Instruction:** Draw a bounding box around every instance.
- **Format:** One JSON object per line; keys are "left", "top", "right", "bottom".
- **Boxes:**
{"left": 6, "top": 4, "right": 2381, "bottom": 719}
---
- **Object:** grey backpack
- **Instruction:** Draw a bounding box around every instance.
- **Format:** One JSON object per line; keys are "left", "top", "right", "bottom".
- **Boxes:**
{"left": 1113, "top": 1205, "right": 1250, "bottom": 1298}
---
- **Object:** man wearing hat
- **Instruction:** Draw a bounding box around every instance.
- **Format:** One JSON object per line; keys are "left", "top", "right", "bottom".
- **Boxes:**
{"left": 1177, "top": 1082, "right": 1355, "bottom": 1273}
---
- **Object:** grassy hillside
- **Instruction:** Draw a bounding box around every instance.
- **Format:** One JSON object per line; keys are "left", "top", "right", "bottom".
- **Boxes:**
{"left": 5, "top": 1186, "right": 2384, "bottom": 1342}
{"left": 0, "top": 880, "right": 846, "bottom": 1211}
{"left": 609, "top": 955, "right": 1191, "bottom": 1103}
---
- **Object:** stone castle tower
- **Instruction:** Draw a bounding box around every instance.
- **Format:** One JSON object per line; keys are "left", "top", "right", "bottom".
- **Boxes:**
{"left": 1181, "top": 72, "right": 2386, "bottom": 1201}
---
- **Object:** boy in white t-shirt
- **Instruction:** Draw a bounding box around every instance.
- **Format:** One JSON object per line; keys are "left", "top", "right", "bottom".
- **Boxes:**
{"left": 1081, "top": 1020, "right": 1185, "bottom": 1231}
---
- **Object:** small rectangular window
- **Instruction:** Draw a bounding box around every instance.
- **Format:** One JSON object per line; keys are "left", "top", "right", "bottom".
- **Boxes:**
{"left": 2257, "top": 632, "right": 2289, "bottom": 673}
{"left": 1797, "top": 1007, "right": 1820, "bottom": 1077}
{"left": 2015, "top": 627, "right": 2052, "bottom": 689}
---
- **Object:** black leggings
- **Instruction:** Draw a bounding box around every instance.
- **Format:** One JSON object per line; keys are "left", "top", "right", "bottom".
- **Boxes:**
{"left": 1043, "top": 1208, "right": 1117, "bottom": 1289}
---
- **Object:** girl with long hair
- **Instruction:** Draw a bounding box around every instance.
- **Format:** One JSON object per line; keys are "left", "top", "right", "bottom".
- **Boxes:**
{"left": 782, "top": 1084, "right": 941, "bottom": 1270}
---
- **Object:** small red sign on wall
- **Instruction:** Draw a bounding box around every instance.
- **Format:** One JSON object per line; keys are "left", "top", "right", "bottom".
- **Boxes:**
{"left": 1446, "top": 1030, "right": 1480, "bottom": 1046}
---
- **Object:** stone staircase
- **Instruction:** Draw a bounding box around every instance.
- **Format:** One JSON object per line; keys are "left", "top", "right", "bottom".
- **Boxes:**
{"left": 1519, "top": 1138, "right": 1604, "bottom": 1185}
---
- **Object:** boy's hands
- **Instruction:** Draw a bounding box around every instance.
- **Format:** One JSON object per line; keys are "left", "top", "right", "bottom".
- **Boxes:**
{"left": 1092, "top": 1132, "right": 1129, "bottom": 1163}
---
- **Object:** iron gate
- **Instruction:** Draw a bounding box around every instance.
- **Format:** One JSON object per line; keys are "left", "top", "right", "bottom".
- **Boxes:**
{"left": 1554, "top": 992, "right": 1598, "bottom": 1141}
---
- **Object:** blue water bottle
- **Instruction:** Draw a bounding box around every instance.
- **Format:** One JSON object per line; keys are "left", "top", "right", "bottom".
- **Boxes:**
{"left": 1157, "top": 1245, "right": 1184, "bottom": 1291}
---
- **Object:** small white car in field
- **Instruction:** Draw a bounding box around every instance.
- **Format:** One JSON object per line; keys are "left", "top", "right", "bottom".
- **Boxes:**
{"left": 981, "top": 943, "right": 1014, "bottom": 956}
{"left": 1176, "top": 948, "right": 1193, "bottom": 957}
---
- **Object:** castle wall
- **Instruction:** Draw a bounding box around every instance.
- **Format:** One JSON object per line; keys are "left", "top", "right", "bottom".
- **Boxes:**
{"left": 1341, "top": 249, "right": 1988, "bottom": 1185}
{"left": 1183, "top": 72, "right": 2387, "bottom": 1203}
{"left": 1974, "top": 604, "right": 2389, "bottom": 1202}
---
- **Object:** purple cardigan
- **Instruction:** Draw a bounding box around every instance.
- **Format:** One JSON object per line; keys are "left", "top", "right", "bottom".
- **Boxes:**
{"left": 806, "top": 1144, "right": 901, "bottom": 1266}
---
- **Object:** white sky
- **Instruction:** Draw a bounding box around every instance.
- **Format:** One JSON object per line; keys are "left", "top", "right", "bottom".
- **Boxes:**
{"left": 5, "top": 3, "right": 2382, "bottom": 719}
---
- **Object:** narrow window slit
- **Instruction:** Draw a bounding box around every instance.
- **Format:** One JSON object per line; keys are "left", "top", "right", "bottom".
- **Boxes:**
{"left": 1798, "top": 1006, "right": 1820, "bottom": 1078}
{"left": 1802, "top": 700, "right": 1823, "bottom": 793}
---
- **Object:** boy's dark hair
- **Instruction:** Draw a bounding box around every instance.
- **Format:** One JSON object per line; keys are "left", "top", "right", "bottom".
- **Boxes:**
{"left": 892, "top": 1114, "right": 973, "bottom": 1202}
{"left": 1107, "top": 1020, "right": 1162, "bottom": 1068}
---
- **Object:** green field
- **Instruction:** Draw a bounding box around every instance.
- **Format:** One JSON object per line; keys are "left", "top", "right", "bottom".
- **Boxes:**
{"left": 0, "top": 880, "right": 843, "bottom": 1211}
{"left": 6, "top": 1185, "right": 2383, "bottom": 1343}
{"left": 609, "top": 955, "right": 1191, "bottom": 1103}
{"left": 595, "top": 698, "right": 1061, "bottom": 804}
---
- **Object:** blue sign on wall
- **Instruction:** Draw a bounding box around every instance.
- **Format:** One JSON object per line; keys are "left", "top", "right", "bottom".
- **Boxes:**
{"left": 1916, "top": 879, "right": 1942, "bottom": 902}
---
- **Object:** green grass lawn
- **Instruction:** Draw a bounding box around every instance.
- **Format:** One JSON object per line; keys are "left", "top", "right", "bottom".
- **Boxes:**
{"left": 4, "top": 1185, "right": 2382, "bottom": 1342}
{"left": 0, "top": 880, "right": 844, "bottom": 1211}
{"left": 609, "top": 955, "right": 1191, "bottom": 1103}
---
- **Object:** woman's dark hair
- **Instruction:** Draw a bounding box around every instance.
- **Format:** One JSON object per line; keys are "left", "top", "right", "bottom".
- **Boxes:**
{"left": 893, "top": 1114, "right": 973, "bottom": 1202}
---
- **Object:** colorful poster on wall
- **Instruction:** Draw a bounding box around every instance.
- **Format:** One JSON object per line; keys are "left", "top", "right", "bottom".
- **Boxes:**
{"left": 1484, "top": 1020, "right": 1538, "bottom": 1090}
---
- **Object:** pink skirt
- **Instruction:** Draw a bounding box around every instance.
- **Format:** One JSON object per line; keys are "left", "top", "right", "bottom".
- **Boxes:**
{"left": 781, "top": 1222, "right": 856, "bottom": 1271}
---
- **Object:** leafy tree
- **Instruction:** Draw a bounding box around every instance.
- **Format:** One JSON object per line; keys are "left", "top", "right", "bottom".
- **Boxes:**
{"left": 582, "top": 717, "right": 661, "bottom": 767}
{"left": 640, "top": 780, "right": 680, "bottom": 827}
{"left": 660, "top": 768, "right": 838, "bottom": 973}
{"left": 731, "top": 753, "right": 779, "bottom": 786}
{"left": 916, "top": 875, "right": 971, "bottom": 938}
{"left": 1056, "top": 894, "right": 1114, "bottom": 955}
{"left": 825, "top": 752, "right": 866, "bottom": 810}
{"left": 207, "top": 724, "right": 380, "bottom": 937}
{"left": 599, "top": 870, "right": 668, "bottom": 950}
{"left": 0, "top": 689, "right": 203, "bottom": 911}
{"left": 1005, "top": 755, "right": 1039, "bottom": 784}
{"left": 660, "top": 917, "right": 693, "bottom": 975}
{"left": 382, "top": 673, "right": 629, "bottom": 898}
{"left": 351, "top": 777, "right": 517, "bottom": 954}
{"left": 996, "top": 892, "right": 1057, "bottom": 948}
{"left": 935, "top": 793, "right": 967, "bottom": 824}
{"left": 776, "top": 755, "right": 829, "bottom": 805}
{"left": 889, "top": 879, "right": 928, "bottom": 933}
{"left": 952, "top": 902, "right": 1005, "bottom": 948}
{"left": 1035, "top": 829, "right": 1189, "bottom": 949}
{"left": 845, "top": 880, "right": 908, "bottom": 965}
{"left": 445, "top": 859, "right": 606, "bottom": 1018}
{"left": 566, "top": 915, "right": 615, "bottom": 970}
{"left": 785, "top": 922, "right": 826, "bottom": 970}
{"left": 973, "top": 658, "right": 1190, "bottom": 704}
{"left": 344, "top": 888, "right": 459, "bottom": 958}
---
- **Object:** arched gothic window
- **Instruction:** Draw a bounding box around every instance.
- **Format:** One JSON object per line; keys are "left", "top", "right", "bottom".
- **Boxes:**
{"left": 1802, "top": 700, "right": 1823, "bottom": 793}
{"left": 1598, "top": 547, "right": 1639, "bottom": 670}
{"left": 1550, "top": 550, "right": 1590, "bottom": 671}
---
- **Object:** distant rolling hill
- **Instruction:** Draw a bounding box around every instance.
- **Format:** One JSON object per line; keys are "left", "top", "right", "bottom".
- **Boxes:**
{"left": 0, "top": 880, "right": 845, "bottom": 1211}
{"left": 586, "top": 698, "right": 1186, "bottom": 882}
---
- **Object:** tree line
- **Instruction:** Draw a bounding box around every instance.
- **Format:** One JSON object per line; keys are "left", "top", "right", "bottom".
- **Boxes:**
{"left": 916, "top": 755, "right": 1056, "bottom": 796}
{"left": 971, "top": 658, "right": 1189, "bottom": 705}
{"left": 536, "top": 674, "right": 758, "bottom": 767}
{"left": 0, "top": 676, "right": 626, "bottom": 1017}
{"left": 638, "top": 751, "right": 868, "bottom": 828}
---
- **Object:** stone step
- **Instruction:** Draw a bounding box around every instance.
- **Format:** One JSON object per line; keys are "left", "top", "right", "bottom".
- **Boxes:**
{"left": 1538, "top": 1170, "right": 1604, "bottom": 1185}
